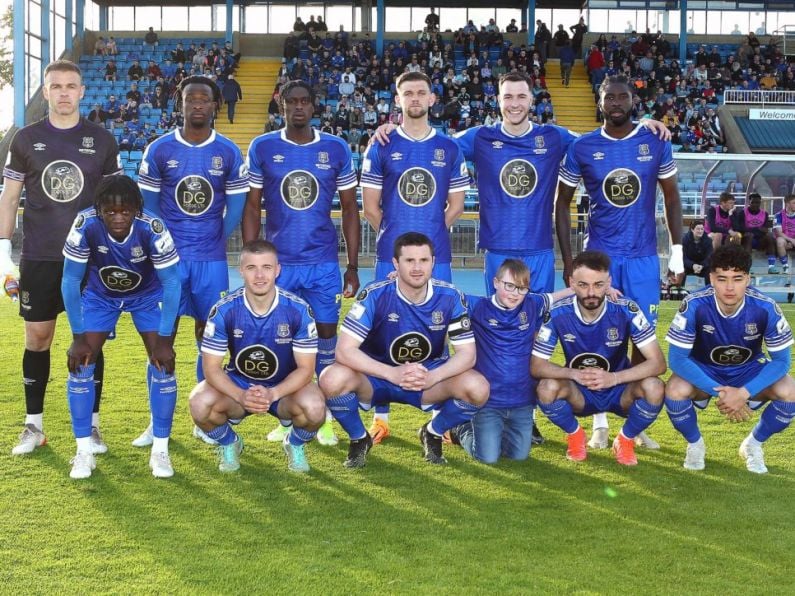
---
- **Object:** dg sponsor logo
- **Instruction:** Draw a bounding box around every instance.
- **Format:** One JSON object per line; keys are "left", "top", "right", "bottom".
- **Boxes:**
{"left": 281, "top": 170, "right": 319, "bottom": 210}
{"left": 710, "top": 345, "right": 753, "bottom": 366}
{"left": 41, "top": 160, "right": 84, "bottom": 203}
{"left": 99, "top": 266, "right": 142, "bottom": 292}
{"left": 602, "top": 168, "right": 642, "bottom": 208}
{"left": 175, "top": 175, "right": 213, "bottom": 216}
{"left": 569, "top": 352, "right": 610, "bottom": 371}
{"left": 499, "top": 159, "right": 537, "bottom": 199}
{"left": 389, "top": 332, "right": 431, "bottom": 364}
{"left": 398, "top": 167, "right": 436, "bottom": 207}
{"left": 236, "top": 344, "right": 279, "bottom": 380}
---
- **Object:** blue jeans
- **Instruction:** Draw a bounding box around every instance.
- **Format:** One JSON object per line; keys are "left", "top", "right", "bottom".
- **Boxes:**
{"left": 458, "top": 406, "right": 534, "bottom": 464}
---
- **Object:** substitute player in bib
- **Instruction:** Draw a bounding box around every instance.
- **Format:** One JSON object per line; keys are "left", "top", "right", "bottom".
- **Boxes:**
{"left": 189, "top": 240, "right": 325, "bottom": 474}
{"left": 774, "top": 194, "right": 795, "bottom": 274}
{"left": 0, "top": 60, "right": 121, "bottom": 456}
{"left": 531, "top": 251, "right": 666, "bottom": 466}
{"left": 136, "top": 76, "right": 249, "bottom": 447}
{"left": 62, "top": 176, "right": 181, "bottom": 479}
{"left": 734, "top": 192, "right": 778, "bottom": 274}
{"left": 556, "top": 74, "right": 682, "bottom": 450}
{"left": 243, "top": 80, "right": 360, "bottom": 447}
{"left": 665, "top": 244, "right": 795, "bottom": 474}
{"left": 320, "top": 233, "right": 489, "bottom": 467}
{"left": 360, "top": 71, "right": 470, "bottom": 444}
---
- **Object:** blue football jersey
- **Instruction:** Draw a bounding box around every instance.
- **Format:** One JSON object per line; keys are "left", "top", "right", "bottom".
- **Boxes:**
{"left": 247, "top": 129, "right": 357, "bottom": 265}
{"left": 468, "top": 292, "right": 551, "bottom": 409}
{"left": 138, "top": 129, "right": 249, "bottom": 261}
{"left": 360, "top": 127, "right": 470, "bottom": 264}
{"left": 63, "top": 207, "right": 179, "bottom": 298}
{"left": 454, "top": 122, "right": 578, "bottom": 254}
{"left": 341, "top": 279, "right": 474, "bottom": 367}
{"left": 532, "top": 296, "right": 657, "bottom": 375}
{"left": 666, "top": 286, "right": 793, "bottom": 382}
{"left": 558, "top": 124, "right": 677, "bottom": 257}
{"left": 201, "top": 287, "right": 319, "bottom": 385}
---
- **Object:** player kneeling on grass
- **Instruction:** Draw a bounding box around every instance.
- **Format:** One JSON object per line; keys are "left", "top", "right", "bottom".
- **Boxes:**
{"left": 62, "top": 175, "right": 181, "bottom": 479}
{"left": 189, "top": 240, "right": 325, "bottom": 474}
{"left": 530, "top": 250, "right": 666, "bottom": 466}
{"left": 320, "top": 232, "right": 489, "bottom": 467}
{"left": 665, "top": 243, "right": 795, "bottom": 474}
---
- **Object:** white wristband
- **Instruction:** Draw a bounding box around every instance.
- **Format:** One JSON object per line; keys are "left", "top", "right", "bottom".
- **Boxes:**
{"left": 0, "top": 239, "right": 15, "bottom": 276}
{"left": 669, "top": 244, "right": 684, "bottom": 275}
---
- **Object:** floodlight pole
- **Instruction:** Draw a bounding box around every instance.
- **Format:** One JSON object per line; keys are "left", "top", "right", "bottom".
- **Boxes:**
{"left": 679, "top": 0, "right": 687, "bottom": 65}
{"left": 527, "top": 0, "right": 536, "bottom": 45}
{"left": 65, "top": 0, "right": 73, "bottom": 53}
{"left": 226, "top": 0, "right": 233, "bottom": 43}
{"left": 375, "top": 0, "right": 384, "bottom": 56}
{"left": 13, "top": 0, "right": 25, "bottom": 127}
{"left": 41, "top": 0, "right": 51, "bottom": 73}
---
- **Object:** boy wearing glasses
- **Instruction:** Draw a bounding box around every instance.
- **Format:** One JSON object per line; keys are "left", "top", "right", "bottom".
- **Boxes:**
{"left": 449, "top": 259, "right": 569, "bottom": 463}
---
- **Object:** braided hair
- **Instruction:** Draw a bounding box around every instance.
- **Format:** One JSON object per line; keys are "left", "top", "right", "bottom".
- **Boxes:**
{"left": 93, "top": 174, "right": 144, "bottom": 217}
{"left": 174, "top": 75, "right": 222, "bottom": 116}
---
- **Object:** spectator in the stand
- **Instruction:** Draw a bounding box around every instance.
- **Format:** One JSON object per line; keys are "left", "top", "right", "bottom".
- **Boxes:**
{"left": 682, "top": 220, "right": 712, "bottom": 282}
{"left": 222, "top": 74, "right": 243, "bottom": 124}
{"left": 307, "top": 31, "right": 323, "bottom": 54}
{"left": 559, "top": 41, "right": 575, "bottom": 86}
{"left": 553, "top": 24, "right": 570, "bottom": 50}
{"left": 127, "top": 60, "right": 144, "bottom": 82}
{"left": 570, "top": 17, "right": 587, "bottom": 58}
{"left": 126, "top": 83, "right": 141, "bottom": 104}
{"left": 118, "top": 127, "right": 135, "bottom": 151}
{"left": 104, "top": 60, "right": 118, "bottom": 82}
{"left": 586, "top": 44, "right": 606, "bottom": 86}
{"left": 152, "top": 85, "right": 169, "bottom": 111}
{"left": 104, "top": 94, "right": 121, "bottom": 123}
{"left": 506, "top": 19, "right": 518, "bottom": 34}
{"left": 171, "top": 42, "right": 186, "bottom": 64}
{"left": 534, "top": 21, "right": 552, "bottom": 62}
{"left": 316, "top": 16, "right": 328, "bottom": 32}
{"left": 143, "top": 27, "right": 159, "bottom": 48}
{"left": 268, "top": 92, "right": 281, "bottom": 116}
{"left": 120, "top": 98, "right": 139, "bottom": 124}
{"left": 105, "top": 36, "right": 118, "bottom": 56}
{"left": 87, "top": 103, "right": 109, "bottom": 125}
{"left": 293, "top": 16, "right": 306, "bottom": 32}
{"left": 425, "top": 8, "right": 439, "bottom": 32}
{"left": 349, "top": 106, "right": 364, "bottom": 131}
{"left": 94, "top": 36, "right": 106, "bottom": 56}
{"left": 734, "top": 193, "right": 779, "bottom": 273}
{"left": 147, "top": 60, "right": 162, "bottom": 82}
{"left": 339, "top": 74, "right": 355, "bottom": 97}
{"left": 284, "top": 33, "right": 299, "bottom": 62}
{"left": 160, "top": 58, "right": 176, "bottom": 82}
{"left": 133, "top": 131, "right": 147, "bottom": 151}
{"left": 706, "top": 192, "right": 741, "bottom": 250}
{"left": 731, "top": 24, "right": 743, "bottom": 35}
{"left": 139, "top": 89, "right": 153, "bottom": 111}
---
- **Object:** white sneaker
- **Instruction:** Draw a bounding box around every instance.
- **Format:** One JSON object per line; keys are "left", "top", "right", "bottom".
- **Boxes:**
{"left": 149, "top": 451, "right": 175, "bottom": 478}
{"left": 739, "top": 436, "right": 768, "bottom": 474}
{"left": 91, "top": 426, "right": 109, "bottom": 454}
{"left": 131, "top": 423, "right": 153, "bottom": 448}
{"left": 266, "top": 423, "right": 292, "bottom": 442}
{"left": 634, "top": 431, "right": 660, "bottom": 449}
{"left": 11, "top": 424, "right": 47, "bottom": 455}
{"left": 70, "top": 450, "right": 96, "bottom": 479}
{"left": 588, "top": 427, "right": 609, "bottom": 449}
{"left": 683, "top": 437, "right": 706, "bottom": 471}
{"left": 193, "top": 425, "right": 218, "bottom": 445}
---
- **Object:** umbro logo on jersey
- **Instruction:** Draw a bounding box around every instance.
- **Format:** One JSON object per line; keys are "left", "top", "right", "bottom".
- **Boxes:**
{"left": 593, "top": 152, "right": 605, "bottom": 160}
{"left": 98, "top": 246, "right": 109, "bottom": 253}
{"left": 563, "top": 333, "right": 576, "bottom": 342}
{"left": 233, "top": 328, "right": 244, "bottom": 338}
{"left": 273, "top": 154, "right": 285, "bottom": 163}
{"left": 702, "top": 325, "right": 715, "bottom": 334}
{"left": 390, "top": 152, "right": 403, "bottom": 161}
{"left": 492, "top": 141, "right": 503, "bottom": 149}
{"left": 33, "top": 143, "right": 47, "bottom": 151}
{"left": 488, "top": 318, "right": 499, "bottom": 327}
{"left": 388, "top": 313, "right": 400, "bottom": 322}
{"left": 167, "top": 160, "right": 179, "bottom": 168}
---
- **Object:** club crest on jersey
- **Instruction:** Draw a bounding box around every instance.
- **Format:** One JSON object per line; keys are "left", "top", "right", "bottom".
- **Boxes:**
{"left": 607, "top": 327, "right": 619, "bottom": 341}
{"left": 431, "top": 310, "right": 444, "bottom": 325}
{"left": 570, "top": 352, "right": 610, "bottom": 371}
{"left": 277, "top": 323, "right": 290, "bottom": 338}
{"left": 535, "top": 136, "right": 545, "bottom": 148}
{"left": 519, "top": 311, "right": 528, "bottom": 325}
{"left": 82, "top": 137, "right": 94, "bottom": 148}
{"left": 236, "top": 344, "right": 279, "bottom": 380}
{"left": 602, "top": 168, "right": 642, "bottom": 208}
{"left": 210, "top": 156, "right": 224, "bottom": 173}
{"left": 389, "top": 332, "right": 431, "bottom": 364}
{"left": 131, "top": 246, "right": 144, "bottom": 258}
{"left": 175, "top": 176, "right": 213, "bottom": 216}
{"left": 500, "top": 159, "right": 538, "bottom": 199}
{"left": 151, "top": 218, "right": 165, "bottom": 234}
{"left": 41, "top": 160, "right": 85, "bottom": 203}
{"left": 318, "top": 151, "right": 329, "bottom": 163}
{"left": 637, "top": 143, "right": 652, "bottom": 162}
{"left": 281, "top": 169, "right": 320, "bottom": 210}
{"left": 74, "top": 214, "right": 86, "bottom": 230}
{"left": 745, "top": 323, "right": 758, "bottom": 335}
{"left": 398, "top": 167, "right": 436, "bottom": 207}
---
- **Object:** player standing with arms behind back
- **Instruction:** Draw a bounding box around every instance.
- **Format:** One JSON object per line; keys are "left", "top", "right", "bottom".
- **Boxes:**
{"left": 555, "top": 74, "right": 683, "bottom": 450}
{"left": 0, "top": 60, "right": 121, "bottom": 456}
{"left": 135, "top": 76, "right": 249, "bottom": 447}
{"left": 243, "top": 80, "right": 360, "bottom": 447}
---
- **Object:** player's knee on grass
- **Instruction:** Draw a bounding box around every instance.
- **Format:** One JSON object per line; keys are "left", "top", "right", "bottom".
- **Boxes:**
{"left": 665, "top": 375, "right": 696, "bottom": 400}
{"left": 638, "top": 376, "right": 665, "bottom": 406}
{"left": 536, "top": 378, "right": 563, "bottom": 404}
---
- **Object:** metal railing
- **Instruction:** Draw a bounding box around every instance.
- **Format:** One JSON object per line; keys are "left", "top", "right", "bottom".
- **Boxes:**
{"left": 723, "top": 90, "right": 795, "bottom": 106}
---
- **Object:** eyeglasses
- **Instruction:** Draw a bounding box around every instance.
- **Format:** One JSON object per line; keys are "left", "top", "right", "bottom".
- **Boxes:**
{"left": 498, "top": 279, "right": 529, "bottom": 295}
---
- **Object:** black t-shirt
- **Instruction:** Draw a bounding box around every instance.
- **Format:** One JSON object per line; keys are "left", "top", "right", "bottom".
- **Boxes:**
{"left": 3, "top": 118, "right": 121, "bottom": 261}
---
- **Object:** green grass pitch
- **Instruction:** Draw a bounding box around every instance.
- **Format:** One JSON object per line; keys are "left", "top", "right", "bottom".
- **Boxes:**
{"left": 1, "top": 298, "right": 794, "bottom": 593}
